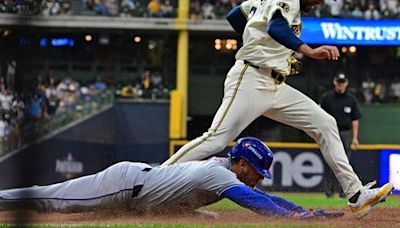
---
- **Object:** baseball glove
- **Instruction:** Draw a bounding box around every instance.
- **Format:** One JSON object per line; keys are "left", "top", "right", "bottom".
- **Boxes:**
{"left": 288, "top": 56, "right": 302, "bottom": 76}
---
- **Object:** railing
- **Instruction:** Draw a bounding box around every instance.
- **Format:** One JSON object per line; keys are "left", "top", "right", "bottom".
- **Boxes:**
{"left": 0, "top": 89, "right": 114, "bottom": 157}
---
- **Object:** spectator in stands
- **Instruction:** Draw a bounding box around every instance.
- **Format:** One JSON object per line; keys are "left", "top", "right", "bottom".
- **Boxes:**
{"left": 151, "top": 70, "right": 163, "bottom": 89}
{"left": 201, "top": 0, "right": 216, "bottom": 19}
{"left": 160, "top": 0, "right": 173, "bottom": 17}
{"left": 351, "top": 4, "right": 364, "bottom": 18}
{"left": 61, "top": 0, "right": 72, "bottom": 15}
{"left": 389, "top": 77, "right": 400, "bottom": 102}
{"left": 105, "top": 0, "right": 119, "bottom": 16}
{"left": 120, "top": 0, "right": 135, "bottom": 17}
{"left": 80, "top": 86, "right": 92, "bottom": 101}
{"left": 27, "top": 94, "right": 43, "bottom": 120}
{"left": 95, "top": 0, "right": 107, "bottom": 16}
{"left": 381, "top": 0, "right": 399, "bottom": 18}
{"left": 0, "top": 115, "right": 7, "bottom": 147}
{"left": 11, "top": 93, "right": 25, "bottom": 125}
{"left": 373, "top": 78, "right": 386, "bottom": 103}
{"left": 141, "top": 70, "right": 152, "bottom": 91}
{"left": 341, "top": 2, "right": 353, "bottom": 18}
{"left": 94, "top": 76, "right": 107, "bottom": 91}
{"left": 189, "top": 0, "right": 201, "bottom": 20}
{"left": 50, "top": 0, "right": 62, "bottom": 16}
{"left": 46, "top": 92, "right": 59, "bottom": 116}
{"left": 0, "top": 89, "right": 13, "bottom": 115}
{"left": 361, "top": 76, "right": 375, "bottom": 104}
{"left": 120, "top": 83, "right": 138, "bottom": 98}
{"left": 0, "top": 0, "right": 16, "bottom": 13}
{"left": 41, "top": 0, "right": 52, "bottom": 15}
{"left": 326, "top": 0, "right": 343, "bottom": 17}
{"left": 147, "top": 0, "right": 161, "bottom": 17}
{"left": 364, "top": 2, "right": 381, "bottom": 19}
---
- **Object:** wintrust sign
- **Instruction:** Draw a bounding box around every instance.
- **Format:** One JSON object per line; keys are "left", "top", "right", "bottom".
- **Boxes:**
{"left": 301, "top": 18, "right": 400, "bottom": 46}
{"left": 320, "top": 23, "right": 400, "bottom": 41}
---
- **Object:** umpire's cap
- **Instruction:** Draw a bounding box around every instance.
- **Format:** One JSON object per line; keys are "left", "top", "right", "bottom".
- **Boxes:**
{"left": 334, "top": 73, "right": 348, "bottom": 83}
{"left": 228, "top": 137, "right": 273, "bottom": 179}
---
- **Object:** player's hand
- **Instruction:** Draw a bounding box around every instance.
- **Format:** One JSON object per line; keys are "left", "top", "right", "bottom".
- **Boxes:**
{"left": 298, "top": 44, "right": 340, "bottom": 60}
{"left": 289, "top": 211, "right": 314, "bottom": 219}
{"left": 309, "top": 45, "right": 340, "bottom": 60}
{"left": 309, "top": 209, "right": 345, "bottom": 218}
{"left": 352, "top": 138, "right": 359, "bottom": 148}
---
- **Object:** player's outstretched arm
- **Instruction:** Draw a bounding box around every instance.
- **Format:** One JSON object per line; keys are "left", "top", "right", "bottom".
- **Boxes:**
{"left": 221, "top": 185, "right": 307, "bottom": 218}
{"left": 253, "top": 188, "right": 307, "bottom": 213}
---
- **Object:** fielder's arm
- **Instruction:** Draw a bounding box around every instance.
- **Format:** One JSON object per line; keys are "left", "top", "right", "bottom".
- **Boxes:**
{"left": 226, "top": 6, "right": 247, "bottom": 35}
{"left": 267, "top": 11, "right": 339, "bottom": 61}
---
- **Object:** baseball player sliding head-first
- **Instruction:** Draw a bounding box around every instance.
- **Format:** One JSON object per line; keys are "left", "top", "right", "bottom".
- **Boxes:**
{"left": 162, "top": 0, "right": 394, "bottom": 219}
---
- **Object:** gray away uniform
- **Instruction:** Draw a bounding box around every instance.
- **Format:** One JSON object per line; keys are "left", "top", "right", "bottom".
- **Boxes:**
{"left": 0, "top": 158, "right": 242, "bottom": 213}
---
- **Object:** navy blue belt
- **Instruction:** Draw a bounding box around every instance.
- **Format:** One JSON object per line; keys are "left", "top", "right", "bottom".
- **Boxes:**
{"left": 243, "top": 60, "right": 286, "bottom": 84}
{"left": 132, "top": 167, "right": 152, "bottom": 198}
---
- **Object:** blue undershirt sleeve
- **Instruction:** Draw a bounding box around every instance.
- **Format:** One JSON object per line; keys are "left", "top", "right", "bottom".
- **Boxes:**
{"left": 254, "top": 188, "right": 307, "bottom": 213}
{"left": 226, "top": 6, "right": 247, "bottom": 36}
{"left": 221, "top": 185, "right": 292, "bottom": 217}
{"left": 267, "top": 11, "right": 304, "bottom": 51}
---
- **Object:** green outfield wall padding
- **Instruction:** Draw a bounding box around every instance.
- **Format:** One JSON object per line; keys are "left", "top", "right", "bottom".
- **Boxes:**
{"left": 359, "top": 104, "right": 400, "bottom": 144}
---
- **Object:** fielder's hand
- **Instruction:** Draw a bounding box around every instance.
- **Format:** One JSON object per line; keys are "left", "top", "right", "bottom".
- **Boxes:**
{"left": 298, "top": 44, "right": 340, "bottom": 61}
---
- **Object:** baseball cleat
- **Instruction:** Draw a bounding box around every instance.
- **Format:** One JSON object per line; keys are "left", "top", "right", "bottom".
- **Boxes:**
{"left": 348, "top": 181, "right": 394, "bottom": 219}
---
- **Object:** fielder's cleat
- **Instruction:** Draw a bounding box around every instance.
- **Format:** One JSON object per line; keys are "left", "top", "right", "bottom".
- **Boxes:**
{"left": 348, "top": 181, "right": 394, "bottom": 219}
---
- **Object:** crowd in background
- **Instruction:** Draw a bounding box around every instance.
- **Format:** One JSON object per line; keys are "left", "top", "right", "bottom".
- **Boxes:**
{"left": 117, "top": 69, "right": 170, "bottom": 99}
{"left": 0, "top": 0, "right": 399, "bottom": 19}
{"left": 360, "top": 76, "right": 400, "bottom": 104}
{"left": 0, "top": 72, "right": 108, "bottom": 150}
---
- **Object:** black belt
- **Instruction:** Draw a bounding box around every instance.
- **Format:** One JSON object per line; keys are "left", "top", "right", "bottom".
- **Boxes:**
{"left": 243, "top": 60, "right": 286, "bottom": 84}
{"left": 132, "top": 167, "right": 152, "bottom": 198}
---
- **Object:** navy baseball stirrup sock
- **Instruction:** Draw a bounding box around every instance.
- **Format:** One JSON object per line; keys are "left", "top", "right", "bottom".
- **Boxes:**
{"left": 349, "top": 191, "right": 360, "bottom": 203}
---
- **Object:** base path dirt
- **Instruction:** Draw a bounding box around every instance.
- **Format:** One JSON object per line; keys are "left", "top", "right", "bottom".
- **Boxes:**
{"left": 0, "top": 208, "right": 399, "bottom": 227}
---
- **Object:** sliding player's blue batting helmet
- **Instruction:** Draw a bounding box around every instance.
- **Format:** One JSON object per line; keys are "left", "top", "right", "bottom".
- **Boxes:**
{"left": 228, "top": 137, "right": 273, "bottom": 179}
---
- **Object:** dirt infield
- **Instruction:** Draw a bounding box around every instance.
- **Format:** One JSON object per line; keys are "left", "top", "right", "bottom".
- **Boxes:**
{"left": 0, "top": 207, "right": 399, "bottom": 227}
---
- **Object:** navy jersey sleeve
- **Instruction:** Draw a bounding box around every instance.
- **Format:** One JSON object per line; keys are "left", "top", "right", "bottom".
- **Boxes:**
{"left": 226, "top": 5, "right": 247, "bottom": 35}
{"left": 267, "top": 11, "right": 304, "bottom": 51}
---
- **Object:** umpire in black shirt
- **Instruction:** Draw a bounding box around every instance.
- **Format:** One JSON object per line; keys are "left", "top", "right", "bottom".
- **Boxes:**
{"left": 320, "top": 73, "right": 362, "bottom": 198}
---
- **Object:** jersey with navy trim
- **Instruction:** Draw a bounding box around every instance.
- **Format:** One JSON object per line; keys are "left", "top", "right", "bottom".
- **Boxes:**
{"left": 133, "top": 157, "right": 243, "bottom": 212}
{"left": 236, "top": 0, "right": 302, "bottom": 75}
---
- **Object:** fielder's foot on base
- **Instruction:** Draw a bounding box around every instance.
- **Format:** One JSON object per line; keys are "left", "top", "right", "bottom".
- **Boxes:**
{"left": 348, "top": 181, "right": 394, "bottom": 219}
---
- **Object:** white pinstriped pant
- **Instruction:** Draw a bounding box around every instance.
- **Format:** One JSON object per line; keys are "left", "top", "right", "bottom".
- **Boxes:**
{"left": 162, "top": 60, "right": 363, "bottom": 198}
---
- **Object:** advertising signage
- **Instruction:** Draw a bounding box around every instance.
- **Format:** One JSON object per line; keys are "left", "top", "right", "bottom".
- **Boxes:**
{"left": 301, "top": 18, "right": 400, "bottom": 46}
{"left": 380, "top": 150, "right": 400, "bottom": 194}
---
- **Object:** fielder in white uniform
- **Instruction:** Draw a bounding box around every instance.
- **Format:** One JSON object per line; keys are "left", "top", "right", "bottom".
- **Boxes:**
{"left": 162, "top": 0, "right": 394, "bottom": 218}
{"left": 0, "top": 138, "right": 345, "bottom": 219}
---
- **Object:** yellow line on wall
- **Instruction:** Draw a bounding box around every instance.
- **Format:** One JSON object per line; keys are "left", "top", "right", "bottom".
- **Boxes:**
{"left": 169, "top": 140, "right": 400, "bottom": 156}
